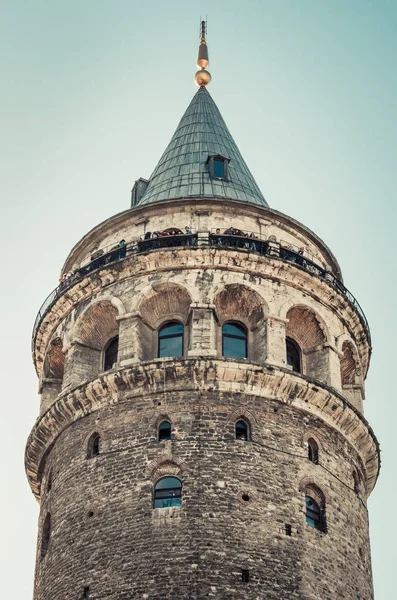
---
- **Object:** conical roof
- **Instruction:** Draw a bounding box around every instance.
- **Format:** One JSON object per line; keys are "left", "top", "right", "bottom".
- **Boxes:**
{"left": 137, "top": 86, "right": 268, "bottom": 207}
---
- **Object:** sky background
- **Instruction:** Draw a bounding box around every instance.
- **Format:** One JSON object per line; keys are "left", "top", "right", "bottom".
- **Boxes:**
{"left": 1, "top": 1, "right": 396, "bottom": 597}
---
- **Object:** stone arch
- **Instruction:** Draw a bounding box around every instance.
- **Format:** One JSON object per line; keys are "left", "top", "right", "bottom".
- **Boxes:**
{"left": 298, "top": 478, "right": 330, "bottom": 505}
{"left": 213, "top": 284, "right": 268, "bottom": 363}
{"left": 146, "top": 457, "right": 188, "bottom": 482}
{"left": 75, "top": 300, "right": 119, "bottom": 350}
{"left": 138, "top": 283, "right": 192, "bottom": 328}
{"left": 228, "top": 406, "right": 258, "bottom": 427}
{"left": 43, "top": 337, "right": 64, "bottom": 380}
{"left": 341, "top": 340, "right": 361, "bottom": 385}
{"left": 66, "top": 300, "right": 120, "bottom": 383}
{"left": 137, "top": 283, "right": 192, "bottom": 360}
{"left": 286, "top": 306, "right": 329, "bottom": 382}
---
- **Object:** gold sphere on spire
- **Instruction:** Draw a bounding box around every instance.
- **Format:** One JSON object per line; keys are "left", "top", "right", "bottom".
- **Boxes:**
{"left": 195, "top": 21, "right": 211, "bottom": 87}
{"left": 195, "top": 68, "right": 211, "bottom": 87}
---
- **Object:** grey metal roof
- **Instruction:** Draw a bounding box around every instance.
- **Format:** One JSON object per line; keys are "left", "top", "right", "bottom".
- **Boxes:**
{"left": 137, "top": 86, "right": 268, "bottom": 207}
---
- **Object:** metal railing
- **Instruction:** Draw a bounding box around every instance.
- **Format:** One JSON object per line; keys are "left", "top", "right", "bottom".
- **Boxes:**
{"left": 32, "top": 232, "right": 370, "bottom": 347}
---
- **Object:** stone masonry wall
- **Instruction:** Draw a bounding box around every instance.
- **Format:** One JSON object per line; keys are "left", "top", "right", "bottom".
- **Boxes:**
{"left": 34, "top": 390, "right": 373, "bottom": 600}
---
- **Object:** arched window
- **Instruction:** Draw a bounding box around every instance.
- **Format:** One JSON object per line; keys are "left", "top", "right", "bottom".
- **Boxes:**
{"left": 222, "top": 322, "right": 247, "bottom": 359}
{"left": 104, "top": 336, "right": 119, "bottom": 371}
{"left": 153, "top": 476, "right": 182, "bottom": 509}
{"left": 235, "top": 419, "right": 249, "bottom": 441}
{"left": 41, "top": 513, "right": 51, "bottom": 558}
{"left": 158, "top": 322, "right": 184, "bottom": 358}
{"left": 286, "top": 337, "right": 301, "bottom": 373}
{"left": 158, "top": 421, "right": 171, "bottom": 441}
{"left": 308, "top": 439, "right": 319, "bottom": 465}
{"left": 87, "top": 433, "right": 101, "bottom": 458}
{"left": 305, "top": 494, "right": 327, "bottom": 533}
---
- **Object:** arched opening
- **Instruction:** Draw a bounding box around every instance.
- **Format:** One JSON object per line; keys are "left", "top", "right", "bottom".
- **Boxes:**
{"left": 214, "top": 284, "right": 267, "bottom": 364}
{"left": 222, "top": 322, "right": 247, "bottom": 359}
{"left": 286, "top": 307, "right": 327, "bottom": 380}
{"left": 73, "top": 301, "right": 120, "bottom": 384}
{"left": 40, "top": 513, "right": 51, "bottom": 558}
{"left": 43, "top": 337, "right": 65, "bottom": 380}
{"left": 305, "top": 485, "right": 327, "bottom": 533}
{"left": 286, "top": 337, "right": 301, "bottom": 373}
{"left": 235, "top": 419, "right": 249, "bottom": 441}
{"left": 158, "top": 321, "right": 184, "bottom": 358}
{"left": 158, "top": 421, "right": 171, "bottom": 441}
{"left": 153, "top": 476, "right": 182, "bottom": 509}
{"left": 308, "top": 439, "right": 319, "bottom": 465}
{"left": 103, "top": 336, "right": 119, "bottom": 371}
{"left": 341, "top": 341, "right": 358, "bottom": 385}
{"left": 87, "top": 432, "right": 101, "bottom": 458}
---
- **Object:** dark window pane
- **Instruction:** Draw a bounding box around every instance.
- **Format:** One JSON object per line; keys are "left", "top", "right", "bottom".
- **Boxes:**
{"left": 155, "top": 477, "right": 181, "bottom": 490}
{"left": 305, "top": 495, "right": 322, "bottom": 531}
{"left": 159, "top": 421, "right": 171, "bottom": 441}
{"left": 223, "top": 323, "right": 246, "bottom": 338}
{"left": 104, "top": 336, "right": 119, "bottom": 371}
{"left": 158, "top": 322, "right": 184, "bottom": 358}
{"left": 159, "top": 322, "right": 184, "bottom": 337}
{"left": 286, "top": 338, "right": 301, "bottom": 372}
{"left": 222, "top": 323, "right": 247, "bottom": 359}
{"left": 154, "top": 477, "right": 182, "bottom": 509}
{"left": 213, "top": 158, "right": 225, "bottom": 178}
{"left": 159, "top": 335, "right": 183, "bottom": 358}
{"left": 236, "top": 420, "right": 248, "bottom": 440}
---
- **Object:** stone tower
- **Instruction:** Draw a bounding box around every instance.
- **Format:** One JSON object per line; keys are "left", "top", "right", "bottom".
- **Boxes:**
{"left": 27, "top": 26, "right": 379, "bottom": 600}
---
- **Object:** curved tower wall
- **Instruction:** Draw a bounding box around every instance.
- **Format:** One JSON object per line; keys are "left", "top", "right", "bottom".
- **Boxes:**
{"left": 27, "top": 199, "right": 378, "bottom": 600}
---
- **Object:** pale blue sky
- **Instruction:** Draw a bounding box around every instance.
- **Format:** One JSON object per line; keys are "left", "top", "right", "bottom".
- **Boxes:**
{"left": 1, "top": 1, "right": 396, "bottom": 598}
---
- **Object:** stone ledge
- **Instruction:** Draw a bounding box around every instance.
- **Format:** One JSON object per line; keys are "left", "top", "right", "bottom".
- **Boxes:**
{"left": 25, "top": 359, "right": 380, "bottom": 502}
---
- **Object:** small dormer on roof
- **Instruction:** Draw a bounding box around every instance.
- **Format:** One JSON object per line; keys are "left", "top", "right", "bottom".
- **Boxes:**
{"left": 135, "top": 22, "right": 267, "bottom": 208}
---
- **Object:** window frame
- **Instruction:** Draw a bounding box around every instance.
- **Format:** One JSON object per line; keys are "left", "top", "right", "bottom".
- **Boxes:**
{"left": 157, "top": 321, "right": 184, "bottom": 359}
{"left": 158, "top": 420, "right": 172, "bottom": 442}
{"left": 153, "top": 476, "right": 182, "bottom": 509}
{"left": 222, "top": 321, "right": 248, "bottom": 360}
{"left": 235, "top": 418, "right": 250, "bottom": 441}
{"left": 305, "top": 493, "right": 327, "bottom": 533}
{"left": 103, "top": 335, "right": 119, "bottom": 371}
{"left": 286, "top": 336, "right": 302, "bottom": 373}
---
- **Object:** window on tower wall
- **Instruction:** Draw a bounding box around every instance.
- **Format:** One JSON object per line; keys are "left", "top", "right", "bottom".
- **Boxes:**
{"left": 158, "top": 322, "right": 184, "bottom": 358}
{"left": 286, "top": 337, "right": 301, "bottom": 373}
{"left": 305, "top": 490, "right": 327, "bottom": 533}
{"left": 308, "top": 439, "right": 319, "bottom": 464}
{"left": 104, "top": 336, "right": 119, "bottom": 371}
{"left": 235, "top": 419, "right": 249, "bottom": 441}
{"left": 222, "top": 322, "right": 248, "bottom": 359}
{"left": 40, "top": 513, "right": 51, "bottom": 559}
{"left": 158, "top": 420, "right": 172, "bottom": 441}
{"left": 206, "top": 154, "right": 229, "bottom": 180}
{"left": 153, "top": 476, "right": 182, "bottom": 509}
{"left": 87, "top": 432, "right": 101, "bottom": 458}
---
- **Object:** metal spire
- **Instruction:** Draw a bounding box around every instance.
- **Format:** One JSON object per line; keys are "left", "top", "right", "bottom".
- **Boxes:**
{"left": 195, "top": 20, "right": 211, "bottom": 87}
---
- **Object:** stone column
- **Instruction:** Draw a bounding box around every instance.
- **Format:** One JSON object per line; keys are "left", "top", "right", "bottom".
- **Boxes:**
{"left": 265, "top": 316, "right": 288, "bottom": 367}
{"left": 187, "top": 303, "right": 217, "bottom": 358}
{"left": 117, "top": 312, "right": 143, "bottom": 367}
{"left": 62, "top": 341, "right": 100, "bottom": 391}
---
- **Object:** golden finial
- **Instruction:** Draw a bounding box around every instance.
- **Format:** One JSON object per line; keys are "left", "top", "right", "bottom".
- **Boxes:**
{"left": 195, "top": 20, "right": 211, "bottom": 87}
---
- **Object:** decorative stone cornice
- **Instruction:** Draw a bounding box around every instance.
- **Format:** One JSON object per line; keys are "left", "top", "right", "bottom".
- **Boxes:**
{"left": 25, "top": 359, "right": 379, "bottom": 502}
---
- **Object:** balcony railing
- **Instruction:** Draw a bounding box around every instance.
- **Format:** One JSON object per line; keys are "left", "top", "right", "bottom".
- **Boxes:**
{"left": 32, "top": 232, "right": 370, "bottom": 347}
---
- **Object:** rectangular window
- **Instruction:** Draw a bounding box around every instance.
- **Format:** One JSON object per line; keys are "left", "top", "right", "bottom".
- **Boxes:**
{"left": 285, "top": 524, "right": 292, "bottom": 536}
{"left": 213, "top": 157, "right": 225, "bottom": 178}
{"left": 241, "top": 569, "right": 249, "bottom": 583}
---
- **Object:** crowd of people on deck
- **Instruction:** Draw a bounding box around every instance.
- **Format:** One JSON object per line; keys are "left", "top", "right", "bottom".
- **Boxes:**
{"left": 59, "top": 226, "right": 308, "bottom": 288}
